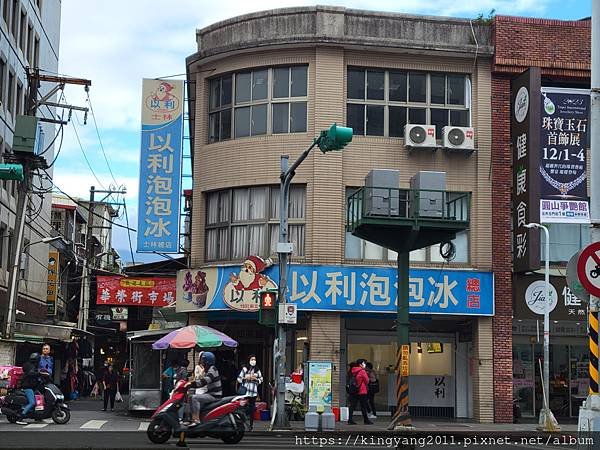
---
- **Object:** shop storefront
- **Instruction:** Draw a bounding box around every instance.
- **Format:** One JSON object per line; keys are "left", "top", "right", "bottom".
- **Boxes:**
{"left": 512, "top": 274, "right": 589, "bottom": 418}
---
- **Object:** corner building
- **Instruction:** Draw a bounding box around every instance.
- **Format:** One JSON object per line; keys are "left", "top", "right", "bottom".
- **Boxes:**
{"left": 185, "top": 6, "right": 501, "bottom": 422}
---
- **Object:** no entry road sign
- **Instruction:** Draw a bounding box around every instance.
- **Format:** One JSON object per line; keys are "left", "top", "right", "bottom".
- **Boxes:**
{"left": 578, "top": 242, "right": 600, "bottom": 297}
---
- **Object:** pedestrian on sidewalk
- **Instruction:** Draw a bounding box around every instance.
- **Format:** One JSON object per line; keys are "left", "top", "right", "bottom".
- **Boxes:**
{"left": 237, "top": 355, "right": 263, "bottom": 431}
{"left": 102, "top": 364, "right": 119, "bottom": 412}
{"left": 366, "top": 362, "right": 379, "bottom": 419}
{"left": 347, "top": 359, "right": 372, "bottom": 425}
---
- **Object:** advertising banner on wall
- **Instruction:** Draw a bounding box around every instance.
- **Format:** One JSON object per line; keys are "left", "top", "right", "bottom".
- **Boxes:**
{"left": 512, "top": 67, "right": 541, "bottom": 273}
{"left": 46, "top": 251, "right": 59, "bottom": 316}
{"left": 96, "top": 276, "right": 176, "bottom": 307}
{"left": 307, "top": 361, "right": 333, "bottom": 409}
{"left": 137, "top": 79, "right": 184, "bottom": 253}
{"left": 176, "top": 264, "right": 494, "bottom": 316}
{"left": 539, "top": 88, "right": 590, "bottom": 223}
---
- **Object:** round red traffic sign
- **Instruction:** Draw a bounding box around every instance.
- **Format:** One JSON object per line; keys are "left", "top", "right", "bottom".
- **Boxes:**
{"left": 578, "top": 242, "right": 600, "bottom": 297}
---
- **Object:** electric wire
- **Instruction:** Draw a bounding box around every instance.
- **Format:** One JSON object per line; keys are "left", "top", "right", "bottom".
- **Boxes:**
{"left": 85, "top": 92, "right": 119, "bottom": 187}
{"left": 122, "top": 201, "right": 136, "bottom": 266}
{"left": 69, "top": 116, "right": 106, "bottom": 189}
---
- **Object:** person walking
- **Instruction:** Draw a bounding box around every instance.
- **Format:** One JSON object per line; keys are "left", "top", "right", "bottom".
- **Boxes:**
{"left": 366, "top": 362, "right": 379, "bottom": 419}
{"left": 161, "top": 359, "right": 179, "bottom": 402}
{"left": 102, "top": 364, "right": 119, "bottom": 412}
{"left": 347, "top": 359, "right": 372, "bottom": 425}
{"left": 237, "top": 355, "right": 263, "bottom": 431}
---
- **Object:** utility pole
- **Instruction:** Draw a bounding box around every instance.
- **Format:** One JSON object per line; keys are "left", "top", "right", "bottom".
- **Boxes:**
{"left": 271, "top": 124, "right": 352, "bottom": 430}
{"left": 79, "top": 186, "right": 126, "bottom": 331}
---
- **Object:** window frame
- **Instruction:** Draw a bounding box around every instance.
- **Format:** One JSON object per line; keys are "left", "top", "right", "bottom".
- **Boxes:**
{"left": 205, "top": 185, "right": 306, "bottom": 262}
{"left": 346, "top": 67, "right": 471, "bottom": 138}
{"left": 207, "top": 65, "right": 309, "bottom": 143}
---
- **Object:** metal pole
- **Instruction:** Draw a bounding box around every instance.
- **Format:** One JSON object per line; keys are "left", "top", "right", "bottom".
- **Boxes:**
{"left": 590, "top": 0, "right": 600, "bottom": 327}
{"left": 274, "top": 155, "right": 290, "bottom": 430}
{"left": 82, "top": 186, "right": 95, "bottom": 332}
{"left": 388, "top": 251, "right": 411, "bottom": 430}
{"left": 3, "top": 175, "right": 29, "bottom": 338}
{"left": 541, "top": 224, "right": 550, "bottom": 416}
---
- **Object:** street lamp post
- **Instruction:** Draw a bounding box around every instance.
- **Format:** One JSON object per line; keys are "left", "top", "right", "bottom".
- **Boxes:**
{"left": 524, "top": 222, "right": 553, "bottom": 429}
{"left": 4, "top": 236, "right": 70, "bottom": 338}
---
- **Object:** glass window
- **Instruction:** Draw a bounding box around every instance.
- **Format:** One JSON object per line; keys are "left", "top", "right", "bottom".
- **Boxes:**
{"left": 235, "top": 72, "right": 251, "bottom": 103}
{"left": 290, "top": 102, "right": 307, "bottom": 133}
{"left": 366, "top": 70, "right": 384, "bottom": 100}
{"left": 291, "top": 66, "right": 307, "bottom": 97}
{"left": 447, "top": 75, "right": 465, "bottom": 105}
{"left": 450, "top": 109, "right": 469, "bottom": 127}
{"left": 541, "top": 223, "right": 590, "bottom": 263}
{"left": 430, "top": 108, "right": 449, "bottom": 138}
{"left": 273, "top": 67, "right": 289, "bottom": 98}
{"left": 366, "top": 105, "right": 384, "bottom": 136}
{"left": 347, "top": 68, "right": 365, "bottom": 100}
{"left": 347, "top": 104, "right": 364, "bottom": 135}
{"left": 389, "top": 106, "right": 406, "bottom": 137}
{"left": 408, "top": 72, "right": 426, "bottom": 103}
{"left": 209, "top": 78, "right": 220, "bottom": 110}
{"left": 272, "top": 103, "right": 289, "bottom": 134}
{"left": 209, "top": 113, "right": 219, "bottom": 143}
{"left": 206, "top": 186, "right": 306, "bottom": 261}
{"left": 221, "top": 75, "right": 232, "bottom": 106}
{"left": 220, "top": 109, "right": 231, "bottom": 140}
{"left": 430, "top": 74, "right": 446, "bottom": 104}
{"left": 408, "top": 108, "right": 426, "bottom": 124}
{"left": 251, "top": 104, "right": 267, "bottom": 135}
{"left": 389, "top": 71, "right": 407, "bottom": 102}
{"left": 234, "top": 107, "right": 250, "bottom": 138}
{"left": 252, "top": 69, "right": 268, "bottom": 101}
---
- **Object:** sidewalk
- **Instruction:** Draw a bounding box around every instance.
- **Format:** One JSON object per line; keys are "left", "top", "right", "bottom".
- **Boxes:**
{"left": 250, "top": 418, "right": 579, "bottom": 435}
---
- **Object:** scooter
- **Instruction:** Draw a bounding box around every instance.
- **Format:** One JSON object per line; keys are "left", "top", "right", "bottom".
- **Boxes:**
{"left": 285, "top": 377, "right": 306, "bottom": 421}
{"left": 1, "top": 376, "right": 70, "bottom": 424}
{"left": 147, "top": 378, "right": 249, "bottom": 446}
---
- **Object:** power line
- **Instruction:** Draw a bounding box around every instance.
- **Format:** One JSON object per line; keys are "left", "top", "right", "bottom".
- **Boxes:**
{"left": 69, "top": 116, "right": 106, "bottom": 189}
{"left": 85, "top": 92, "right": 119, "bottom": 187}
{"left": 123, "top": 201, "right": 136, "bottom": 265}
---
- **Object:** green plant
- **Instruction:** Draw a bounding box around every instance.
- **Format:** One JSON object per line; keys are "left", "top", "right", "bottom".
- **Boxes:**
{"left": 473, "top": 9, "right": 496, "bottom": 25}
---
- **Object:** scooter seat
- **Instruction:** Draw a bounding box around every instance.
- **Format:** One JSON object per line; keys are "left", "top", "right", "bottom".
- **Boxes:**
{"left": 200, "top": 396, "right": 236, "bottom": 412}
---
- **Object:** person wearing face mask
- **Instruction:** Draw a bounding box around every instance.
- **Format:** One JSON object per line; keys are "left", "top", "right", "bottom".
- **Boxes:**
{"left": 236, "top": 355, "right": 263, "bottom": 431}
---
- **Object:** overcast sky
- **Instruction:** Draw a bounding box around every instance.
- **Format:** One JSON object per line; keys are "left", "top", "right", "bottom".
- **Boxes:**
{"left": 55, "top": 0, "right": 592, "bottom": 265}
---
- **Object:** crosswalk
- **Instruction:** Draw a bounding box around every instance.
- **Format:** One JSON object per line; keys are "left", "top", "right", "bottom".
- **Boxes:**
{"left": 11, "top": 418, "right": 152, "bottom": 431}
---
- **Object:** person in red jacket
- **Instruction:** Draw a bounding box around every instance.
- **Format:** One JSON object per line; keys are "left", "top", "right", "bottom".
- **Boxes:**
{"left": 348, "top": 359, "right": 373, "bottom": 425}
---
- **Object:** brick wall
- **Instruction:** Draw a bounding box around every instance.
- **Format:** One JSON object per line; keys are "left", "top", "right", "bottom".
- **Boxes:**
{"left": 490, "top": 15, "right": 591, "bottom": 423}
{"left": 0, "top": 341, "right": 16, "bottom": 366}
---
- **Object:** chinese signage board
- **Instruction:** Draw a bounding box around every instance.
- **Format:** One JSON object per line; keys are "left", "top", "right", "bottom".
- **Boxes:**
{"left": 539, "top": 88, "right": 590, "bottom": 224}
{"left": 513, "top": 273, "right": 587, "bottom": 321}
{"left": 111, "top": 307, "right": 128, "bottom": 321}
{"left": 176, "top": 264, "right": 494, "bottom": 316}
{"left": 408, "top": 376, "right": 455, "bottom": 408}
{"left": 400, "top": 344, "right": 409, "bottom": 377}
{"left": 307, "top": 361, "right": 333, "bottom": 409}
{"left": 46, "top": 251, "right": 59, "bottom": 316}
{"left": 137, "top": 79, "right": 184, "bottom": 253}
{"left": 512, "top": 67, "right": 541, "bottom": 273}
{"left": 96, "top": 276, "right": 175, "bottom": 307}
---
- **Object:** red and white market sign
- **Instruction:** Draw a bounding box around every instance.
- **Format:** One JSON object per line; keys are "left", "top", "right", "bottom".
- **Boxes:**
{"left": 96, "top": 276, "right": 176, "bottom": 307}
{"left": 577, "top": 242, "right": 600, "bottom": 297}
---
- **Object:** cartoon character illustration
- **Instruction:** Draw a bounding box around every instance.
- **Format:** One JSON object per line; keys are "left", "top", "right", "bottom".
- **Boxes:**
{"left": 152, "top": 82, "right": 175, "bottom": 103}
{"left": 223, "top": 256, "right": 276, "bottom": 312}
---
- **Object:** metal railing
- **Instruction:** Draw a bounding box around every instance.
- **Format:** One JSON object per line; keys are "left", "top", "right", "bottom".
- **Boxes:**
{"left": 346, "top": 187, "right": 471, "bottom": 230}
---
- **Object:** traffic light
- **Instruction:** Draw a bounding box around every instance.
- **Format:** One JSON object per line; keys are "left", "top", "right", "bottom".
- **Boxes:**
{"left": 317, "top": 123, "right": 353, "bottom": 152}
{"left": 258, "top": 290, "right": 277, "bottom": 326}
{"left": 0, "top": 164, "right": 24, "bottom": 181}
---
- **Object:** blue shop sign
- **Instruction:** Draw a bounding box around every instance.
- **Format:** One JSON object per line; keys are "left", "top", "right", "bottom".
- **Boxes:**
{"left": 177, "top": 264, "right": 494, "bottom": 316}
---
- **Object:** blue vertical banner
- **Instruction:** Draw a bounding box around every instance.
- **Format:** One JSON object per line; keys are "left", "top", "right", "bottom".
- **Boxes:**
{"left": 137, "top": 79, "right": 184, "bottom": 253}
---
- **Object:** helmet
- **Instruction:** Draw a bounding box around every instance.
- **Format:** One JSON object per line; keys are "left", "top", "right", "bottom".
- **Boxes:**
{"left": 201, "top": 351, "right": 216, "bottom": 367}
{"left": 29, "top": 352, "right": 40, "bottom": 362}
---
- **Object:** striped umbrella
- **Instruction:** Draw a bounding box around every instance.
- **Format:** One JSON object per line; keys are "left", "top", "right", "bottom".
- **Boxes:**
{"left": 152, "top": 325, "right": 238, "bottom": 350}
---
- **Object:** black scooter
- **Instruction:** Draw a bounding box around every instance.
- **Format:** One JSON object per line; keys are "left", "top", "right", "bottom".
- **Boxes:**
{"left": 1, "top": 377, "right": 70, "bottom": 424}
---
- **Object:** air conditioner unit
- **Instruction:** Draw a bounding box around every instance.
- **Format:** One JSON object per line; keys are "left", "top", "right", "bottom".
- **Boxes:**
{"left": 404, "top": 124, "right": 436, "bottom": 148}
{"left": 442, "top": 126, "right": 475, "bottom": 150}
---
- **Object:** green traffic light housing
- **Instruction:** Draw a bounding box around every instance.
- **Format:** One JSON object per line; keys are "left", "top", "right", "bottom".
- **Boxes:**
{"left": 0, "top": 164, "right": 24, "bottom": 181}
{"left": 317, "top": 123, "right": 353, "bottom": 152}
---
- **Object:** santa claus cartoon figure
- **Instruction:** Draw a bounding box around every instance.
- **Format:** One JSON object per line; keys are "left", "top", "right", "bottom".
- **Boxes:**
{"left": 153, "top": 82, "right": 174, "bottom": 102}
{"left": 229, "top": 256, "right": 273, "bottom": 291}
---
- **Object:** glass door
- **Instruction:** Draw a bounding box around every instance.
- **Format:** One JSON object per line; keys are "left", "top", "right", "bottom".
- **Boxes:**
{"left": 569, "top": 345, "right": 589, "bottom": 417}
{"left": 512, "top": 344, "right": 535, "bottom": 417}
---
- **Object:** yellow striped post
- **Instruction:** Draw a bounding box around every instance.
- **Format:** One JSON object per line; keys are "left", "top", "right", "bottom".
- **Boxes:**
{"left": 590, "top": 311, "right": 599, "bottom": 395}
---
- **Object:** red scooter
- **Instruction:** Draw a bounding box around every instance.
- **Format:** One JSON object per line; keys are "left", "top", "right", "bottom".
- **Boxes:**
{"left": 147, "top": 379, "right": 249, "bottom": 446}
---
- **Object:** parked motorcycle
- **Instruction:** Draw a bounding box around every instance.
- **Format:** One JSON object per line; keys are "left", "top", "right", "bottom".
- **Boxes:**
{"left": 1, "top": 378, "right": 70, "bottom": 424}
{"left": 147, "top": 378, "right": 248, "bottom": 446}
